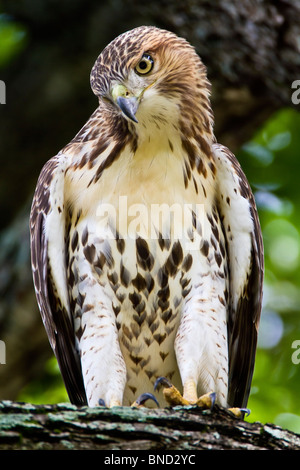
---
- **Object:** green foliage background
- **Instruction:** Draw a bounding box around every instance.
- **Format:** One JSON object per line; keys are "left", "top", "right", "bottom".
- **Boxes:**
{"left": 1, "top": 10, "right": 300, "bottom": 433}
{"left": 239, "top": 108, "right": 300, "bottom": 432}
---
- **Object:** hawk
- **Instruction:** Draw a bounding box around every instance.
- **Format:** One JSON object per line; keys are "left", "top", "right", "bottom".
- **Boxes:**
{"left": 30, "top": 26, "right": 263, "bottom": 411}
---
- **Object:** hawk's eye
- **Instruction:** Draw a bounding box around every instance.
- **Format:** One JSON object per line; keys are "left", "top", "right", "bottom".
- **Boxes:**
{"left": 135, "top": 54, "right": 154, "bottom": 75}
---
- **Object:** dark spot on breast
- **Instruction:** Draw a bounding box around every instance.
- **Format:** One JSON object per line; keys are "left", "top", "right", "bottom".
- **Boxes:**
{"left": 173, "top": 296, "right": 181, "bottom": 309}
{"left": 134, "top": 301, "right": 146, "bottom": 316}
{"left": 145, "top": 273, "right": 155, "bottom": 293}
{"left": 200, "top": 240, "right": 209, "bottom": 257}
{"left": 209, "top": 161, "right": 216, "bottom": 176}
{"left": 136, "top": 237, "right": 154, "bottom": 270}
{"left": 215, "top": 252, "right": 222, "bottom": 267}
{"left": 144, "top": 337, "right": 153, "bottom": 347}
{"left": 220, "top": 241, "right": 226, "bottom": 257}
{"left": 196, "top": 158, "right": 207, "bottom": 178}
{"left": 116, "top": 292, "right": 126, "bottom": 303}
{"left": 192, "top": 176, "right": 198, "bottom": 194}
{"left": 77, "top": 292, "right": 86, "bottom": 308}
{"left": 75, "top": 324, "right": 86, "bottom": 341}
{"left": 121, "top": 327, "right": 131, "bottom": 347}
{"left": 153, "top": 333, "right": 166, "bottom": 345}
{"left": 129, "top": 385, "right": 137, "bottom": 395}
{"left": 132, "top": 273, "right": 147, "bottom": 291}
{"left": 212, "top": 225, "right": 220, "bottom": 242}
{"left": 108, "top": 271, "right": 118, "bottom": 286}
{"left": 120, "top": 261, "right": 131, "bottom": 287}
{"left": 94, "top": 252, "right": 106, "bottom": 272}
{"left": 82, "top": 304, "right": 93, "bottom": 313}
{"left": 129, "top": 322, "right": 141, "bottom": 340}
{"left": 116, "top": 232, "right": 125, "bottom": 254}
{"left": 129, "top": 353, "right": 143, "bottom": 366}
{"left": 182, "top": 286, "right": 192, "bottom": 298}
{"left": 129, "top": 291, "right": 142, "bottom": 308}
{"left": 183, "top": 169, "right": 188, "bottom": 189}
{"left": 71, "top": 230, "right": 78, "bottom": 252}
{"left": 158, "top": 267, "right": 168, "bottom": 288}
{"left": 112, "top": 304, "right": 121, "bottom": 316}
{"left": 83, "top": 244, "right": 96, "bottom": 263}
{"left": 157, "top": 283, "right": 170, "bottom": 301}
{"left": 159, "top": 351, "right": 169, "bottom": 361}
{"left": 81, "top": 226, "right": 89, "bottom": 246}
{"left": 182, "top": 254, "right": 193, "bottom": 272}
{"left": 161, "top": 308, "right": 173, "bottom": 324}
{"left": 171, "top": 241, "right": 183, "bottom": 266}
{"left": 210, "top": 236, "right": 217, "bottom": 250}
{"left": 158, "top": 232, "right": 171, "bottom": 251}
{"left": 102, "top": 241, "right": 115, "bottom": 268}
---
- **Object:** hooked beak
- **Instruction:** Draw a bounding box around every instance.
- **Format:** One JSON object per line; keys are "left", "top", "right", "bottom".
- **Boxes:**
{"left": 111, "top": 84, "right": 139, "bottom": 123}
{"left": 117, "top": 95, "right": 139, "bottom": 123}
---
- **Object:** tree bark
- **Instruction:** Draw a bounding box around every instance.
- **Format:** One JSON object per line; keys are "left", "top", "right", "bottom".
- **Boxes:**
{"left": 0, "top": 401, "right": 300, "bottom": 450}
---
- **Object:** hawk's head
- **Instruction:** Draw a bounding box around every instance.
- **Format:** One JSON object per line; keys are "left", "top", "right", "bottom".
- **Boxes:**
{"left": 90, "top": 26, "right": 213, "bottom": 138}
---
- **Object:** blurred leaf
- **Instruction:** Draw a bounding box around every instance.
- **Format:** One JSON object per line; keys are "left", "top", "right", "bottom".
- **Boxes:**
{"left": 241, "top": 141, "right": 274, "bottom": 166}
{"left": 0, "top": 14, "right": 28, "bottom": 68}
{"left": 265, "top": 131, "right": 291, "bottom": 151}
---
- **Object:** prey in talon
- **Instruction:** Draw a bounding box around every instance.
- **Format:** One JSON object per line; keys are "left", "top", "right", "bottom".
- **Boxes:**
{"left": 30, "top": 26, "right": 263, "bottom": 412}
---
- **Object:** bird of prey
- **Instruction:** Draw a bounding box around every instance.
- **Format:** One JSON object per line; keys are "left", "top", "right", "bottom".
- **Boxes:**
{"left": 30, "top": 26, "right": 263, "bottom": 411}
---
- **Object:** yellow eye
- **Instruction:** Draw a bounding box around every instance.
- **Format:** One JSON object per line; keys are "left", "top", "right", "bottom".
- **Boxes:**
{"left": 135, "top": 54, "right": 154, "bottom": 75}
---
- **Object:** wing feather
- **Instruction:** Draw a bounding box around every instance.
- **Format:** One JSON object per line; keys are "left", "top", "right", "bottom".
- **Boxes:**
{"left": 30, "top": 156, "right": 87, "bottom": 406}
{"left": 213, "top": 143, "right": 264, "bottom": 408}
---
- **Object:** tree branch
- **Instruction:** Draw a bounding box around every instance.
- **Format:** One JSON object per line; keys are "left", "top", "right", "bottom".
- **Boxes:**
{"left": 0, "top": 401, "right": 299, "bottom": 450}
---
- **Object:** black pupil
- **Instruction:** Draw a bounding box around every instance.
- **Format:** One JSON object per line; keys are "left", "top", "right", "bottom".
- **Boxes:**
{"left": 139, "top": 60, "right": 148, "bottom": 70}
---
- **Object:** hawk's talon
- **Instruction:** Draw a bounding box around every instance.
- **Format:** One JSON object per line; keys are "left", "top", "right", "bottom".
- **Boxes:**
{"left": 196, "top": 391, "right": 216, "bottom": 410}
{"left": 131, "top": 392, "right": 159, "bottom": 408}
{"left": 228, "top": 407, "right": 251, "bottom": 418}
{"left": 154, "top": 376, "right": 173, "bottom": 391}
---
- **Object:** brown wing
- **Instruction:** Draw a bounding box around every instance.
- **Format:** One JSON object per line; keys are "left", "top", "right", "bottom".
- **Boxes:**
{"left": 30, "top": 157, "right": 87, "bottom": 406}
{"left": 213, "top": 143, "right": 264, "bottom": 408}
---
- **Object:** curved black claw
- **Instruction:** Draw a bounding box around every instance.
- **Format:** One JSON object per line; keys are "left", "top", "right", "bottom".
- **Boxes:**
{"left": 133, "top": 392, "right": 159, "bottom": 408}
{"left": 228, "top": 406, "right": 251, "bottom": 418}
{"left": 154, "top": 376, "right": 172, "bottom": 391}
{"left": 98, "top": 398, "right": 106, "bottom": 406}
{"left": 241, "top": 408, "right": 251, "bottom": 417}
{"left": 209, "top": 392, "right": 216, "bottom": 409}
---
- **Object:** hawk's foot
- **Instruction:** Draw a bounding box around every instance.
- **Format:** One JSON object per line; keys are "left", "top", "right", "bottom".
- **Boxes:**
{"left": 154, "top": 376, "right": 216, "bottom": 409}
{"left": 227, "top": 407, "right": 250, "bottom": 419}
